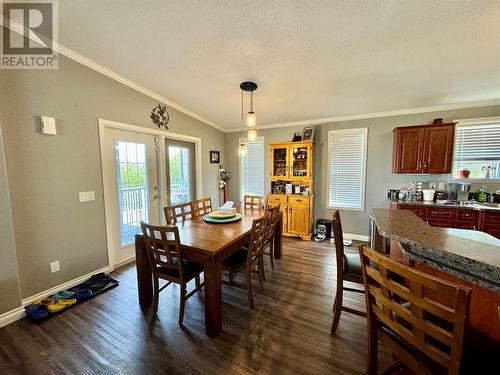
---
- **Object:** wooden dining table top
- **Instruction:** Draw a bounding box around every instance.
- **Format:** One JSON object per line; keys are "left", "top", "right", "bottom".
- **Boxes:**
{"left": 172, "top": 207, "right": 266, "bottom": 254}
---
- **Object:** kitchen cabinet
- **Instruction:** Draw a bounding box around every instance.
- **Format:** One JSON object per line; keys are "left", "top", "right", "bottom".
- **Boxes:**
{"left": 392, "top": 119, "right": 455, "bottom": 174}
{"left": 482, "top": 211, "right": 500, "bottom": 238}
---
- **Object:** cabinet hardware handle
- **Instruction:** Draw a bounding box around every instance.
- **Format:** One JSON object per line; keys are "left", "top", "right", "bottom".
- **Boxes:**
{"left": 418, "top": 161, "right": 422, "bottom": 170}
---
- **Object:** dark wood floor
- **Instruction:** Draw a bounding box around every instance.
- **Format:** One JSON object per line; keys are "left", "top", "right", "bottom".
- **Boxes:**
{"left": 0, "top": 238, "right": 390, "bottom": 375}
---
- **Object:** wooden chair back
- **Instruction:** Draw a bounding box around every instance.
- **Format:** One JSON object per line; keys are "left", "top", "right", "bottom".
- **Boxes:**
{"left": 264, "top": 205, "right": 280, "bottom": 241}
{"left": 331, "top": 210, "right": 345, "bottom": 273}
{"left": 244, "top": 195, "right": 265, "bottom": 209}
{"left": 140, "top": 222, "right": 184, "bottom": 282}
{"left": 164, "top": 202, "right": 193, "bottom": 225}
{"left": 191, "top": 197, "right": 212, "bottom": 217}
{"left": 246, "top": 216, "right": 268, "bottom": 264}
{"left": 359, "top": 245, "right": 471, "bottom": 375}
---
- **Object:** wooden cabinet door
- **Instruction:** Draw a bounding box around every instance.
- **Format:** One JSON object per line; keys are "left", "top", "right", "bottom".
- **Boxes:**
{"left": 268, "top": 201, "right": 289, "bottom": 234}
{"left": 288, "top": 203, "right": 310, "bottom": 235}
{"left": 397, "top": 205, "right": 426, "bottom": 219}
{"left": 270, "top": 146, "right": 289, "bottom": 180}
{"left": 422, "top": 125, "right": 455, "bottom": 173}
{"left": 393, "top": 127, "right": 424, "bottom": 173}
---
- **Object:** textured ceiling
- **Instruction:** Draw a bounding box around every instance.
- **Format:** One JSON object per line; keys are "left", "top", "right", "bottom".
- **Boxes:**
{"left": 58, "top": 1, "right": 500, "bottom": 129}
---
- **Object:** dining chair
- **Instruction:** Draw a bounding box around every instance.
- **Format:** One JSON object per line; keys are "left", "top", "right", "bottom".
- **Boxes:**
{"left": 222, "top": 215, "right": 267, "bottom": 308}
{"left": 263, "top": 205, "right": 280, "bottom": 271}
{"left": 190, "top": 197, "right": 212, "bottom": 217}
{"left": 164, "top": 202, "right": 193, "bottom": 225}
{"left": 330, "top": 210, "right": 366, "bottom": 335}
{"left": 140, "top": 222, "right": 205, "bottom": 325}
{"left": 359, "top": 245, "right": 471, "bottom": 375}
{"left": 243, "top": 195, "right": 265, "bottom": 209}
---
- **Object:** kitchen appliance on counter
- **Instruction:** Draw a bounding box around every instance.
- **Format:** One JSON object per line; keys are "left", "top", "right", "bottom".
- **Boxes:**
{"left": 447, "top": 182, "right": 471, "bottom": 201}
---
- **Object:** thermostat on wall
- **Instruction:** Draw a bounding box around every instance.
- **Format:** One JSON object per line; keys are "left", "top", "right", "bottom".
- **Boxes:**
{"left": 40, "top": 116, "right": 57, "bottom": 135}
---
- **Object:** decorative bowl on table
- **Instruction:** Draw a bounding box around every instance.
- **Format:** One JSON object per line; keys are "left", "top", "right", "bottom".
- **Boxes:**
{"left": 207, "top": 210, "right": 237, "bottom": 219}
{"left": 203, "top": 211, "right": 241, "bottom": 224}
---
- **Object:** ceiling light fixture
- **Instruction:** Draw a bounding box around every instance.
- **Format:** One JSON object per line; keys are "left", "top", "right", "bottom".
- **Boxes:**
{"left": 239, "top": 81, "right": 258, "bottom": 151}
{"left": 238, "top": 88, "right": 248, "bottom": 157}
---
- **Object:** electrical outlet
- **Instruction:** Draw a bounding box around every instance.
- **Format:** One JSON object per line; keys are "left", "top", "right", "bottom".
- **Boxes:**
{"left": 79, "top": 191, "right": 96, "bottom": 202}
{"left": 50, "top": 261, "right": 60, "bottom": 273}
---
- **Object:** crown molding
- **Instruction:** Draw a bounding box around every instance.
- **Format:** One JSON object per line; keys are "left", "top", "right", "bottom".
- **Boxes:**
{"left": 0, "top": 16, "right": 224, "bottom": 132}
{"left": 224, "top": 99, "right": 500, "bottom": 133}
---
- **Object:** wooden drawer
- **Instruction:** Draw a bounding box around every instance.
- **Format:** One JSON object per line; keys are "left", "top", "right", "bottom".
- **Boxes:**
{"left": 426, "top": 219, "right": 455, "bottom": 228}
{"left": 484, "top": 225, "right": 500, "bottom": 240}
{"left": 483, "top": 211, "right": 500, "bottom": 225}
{"left": 426, "top": 207, "right": 456, "bottom": 220}
{"left": 397, "top": 205, "right": 426, "bottom": 219}
{"left": 456, "top": 209, "right": 479, "bottom": 222}
{"left": 288, "top": 196, "right": 310, "bottom": 205}
{"left": 267, "top": 195, "right": 287, "bottom": 204}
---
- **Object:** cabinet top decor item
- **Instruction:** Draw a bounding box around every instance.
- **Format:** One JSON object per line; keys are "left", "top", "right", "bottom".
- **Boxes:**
{"left": 150, "top": 104, "right": 169, "bottom": 129}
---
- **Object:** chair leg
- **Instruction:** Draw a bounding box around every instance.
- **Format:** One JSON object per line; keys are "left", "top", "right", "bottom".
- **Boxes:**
{"left": 367, "top": 318, "right": 378, "bottom": 375}
{"left": 269, "top": 241, "right": 275, "bottom": 270}
{"left": 330, "top": 280, "right": 344, "bottom": 335}
{"left": 258, "top": 257, "right": 265, "bottom": 290}
{"left": 152, "top": 276, "right": 160, "bottom": 316}
{"left": 179, "top": 284, "right": 186, "bottom": 326}
{"left": 246, "top": 271, "right": 254, "bottom": 309}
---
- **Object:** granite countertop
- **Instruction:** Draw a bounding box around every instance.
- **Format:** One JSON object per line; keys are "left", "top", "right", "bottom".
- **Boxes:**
{"left": 391, "top": 199, "right": 500, "bottom": 211}
{"left": 371, "top": 208, "right": 500, "bottom": 292}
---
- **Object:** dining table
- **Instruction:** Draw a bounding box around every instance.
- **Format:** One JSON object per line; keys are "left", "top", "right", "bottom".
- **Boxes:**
{"left": 134, "top": 207, "right": 283, "bottom": 337}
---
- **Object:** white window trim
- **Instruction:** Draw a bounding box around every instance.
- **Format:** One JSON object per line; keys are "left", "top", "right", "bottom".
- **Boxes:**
{"left": 326, "top": 128, "right": 368, "bottom": 212}
{"left": 452, "top": 116, "right": 500, "bottom": 181}
{"left": 239, "top": 136, "right": 265, "bottom": 201}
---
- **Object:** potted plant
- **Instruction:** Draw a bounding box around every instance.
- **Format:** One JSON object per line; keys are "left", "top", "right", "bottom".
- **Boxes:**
{"left": 481, "top": 165, "right": 496, "bottom": 179}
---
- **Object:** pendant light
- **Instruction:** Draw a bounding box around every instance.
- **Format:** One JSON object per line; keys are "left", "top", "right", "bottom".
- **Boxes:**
{"left": 238, "top": 89, "right": 248, "bottom": 157}
{"left": 240, "top": 81, "right": 258, "bottom": 143}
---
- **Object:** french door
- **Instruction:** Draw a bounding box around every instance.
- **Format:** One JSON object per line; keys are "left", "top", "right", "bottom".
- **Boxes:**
{"left": 102, "top": 128, "right": 160, "bottom": 268}
{"left": 165, "top": 139, "right": 196, "bottom": 206}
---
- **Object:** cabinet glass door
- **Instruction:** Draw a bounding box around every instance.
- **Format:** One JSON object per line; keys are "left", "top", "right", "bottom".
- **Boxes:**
{"left": 291, "top": 145, "right": 309, "bottom": 179}
{"left": 271, "top": 147, "right": 289, "bottom": 179}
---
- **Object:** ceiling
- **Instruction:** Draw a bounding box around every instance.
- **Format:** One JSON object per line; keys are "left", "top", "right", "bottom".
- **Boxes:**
{"left": 58, "top": 1, "right": 500, "bottom": 130}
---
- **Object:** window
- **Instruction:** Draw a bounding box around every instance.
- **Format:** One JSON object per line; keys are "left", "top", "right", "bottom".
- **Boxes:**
{"left": 453, "top": 119, "right": 500, "bottom": 180}
{"left": 327, "top": 128, "right": 368, "bottom": 211}
{"left": 240, "top": 137, "right": 265, "bottom": 199}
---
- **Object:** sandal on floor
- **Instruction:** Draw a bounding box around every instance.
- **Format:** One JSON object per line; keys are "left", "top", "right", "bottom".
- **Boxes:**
{"left": 78, "top": 273, "right": 111, "bottom": 289}
{"left": 46, "top": 298, "right": 77, "bottom": 313}
{"left": 25, "top": 304, "right": 49, "bottom": 320}
{"left": 52, "top": 291, "right": 75, "bottom": 300}
{"left": 71, "top": 288, "right": 93, "bottom": 300}
{"left": 88, "top": 278, "right": 112, "bottom": 293}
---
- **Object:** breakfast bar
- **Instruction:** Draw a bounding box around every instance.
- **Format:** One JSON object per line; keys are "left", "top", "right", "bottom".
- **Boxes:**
{"left": 370, "top": 208, "right": 500, "bottom": 366}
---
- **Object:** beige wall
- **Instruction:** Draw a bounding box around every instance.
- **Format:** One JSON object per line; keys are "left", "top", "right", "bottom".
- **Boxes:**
{"left": 0, "top": 56, "right": 225, "bottom": 299}
{"left": 225, "top": 105, "right": 500, "bottom": 236}
{"left": 0, "top": 126, "right": 22, "bottom": 314}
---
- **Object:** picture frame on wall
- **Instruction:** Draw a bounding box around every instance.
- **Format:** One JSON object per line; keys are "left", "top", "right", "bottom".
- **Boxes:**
{"left": 302, "top": 126, "right": 315, "bottom": 141}
{"left": 291, "top": 132, "right": 302, "bottom": 142}
{"left": 209, "top": 151, "right": 220, "bottom": 164}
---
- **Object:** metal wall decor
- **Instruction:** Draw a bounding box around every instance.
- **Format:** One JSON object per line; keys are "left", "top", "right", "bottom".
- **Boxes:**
{"left": 150, "top": 104, "right": 170, "bottom": 129}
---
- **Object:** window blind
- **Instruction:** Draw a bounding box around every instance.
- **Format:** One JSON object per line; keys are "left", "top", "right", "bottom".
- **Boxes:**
{"left": 240, "top": 138, "right": 265, "bottom": 199}
{"left": 453, "top": 121, "right": 500, "bottom": 179}
{"left": 327, "top": 128, "right": 368, "bottom": 210}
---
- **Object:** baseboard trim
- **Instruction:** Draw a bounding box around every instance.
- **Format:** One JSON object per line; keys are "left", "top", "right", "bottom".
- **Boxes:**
{"left": 114, "top": 256, "right": 136, "bottom": 269}
{"left": 343, "top": 233, "right": 369, "bottom": 242}
{"left": 21, "top": 266, "right": 111, "bottom": 307}
{"left": 0, "top": 306, "right": 25, "bottom": 329}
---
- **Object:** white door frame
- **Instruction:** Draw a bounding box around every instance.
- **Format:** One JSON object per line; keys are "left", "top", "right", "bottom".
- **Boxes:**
{"left": 98, "top": 118, "right": 203, "bottom": 270}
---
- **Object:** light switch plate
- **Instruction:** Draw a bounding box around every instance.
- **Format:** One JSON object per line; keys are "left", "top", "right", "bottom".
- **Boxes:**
{"left": 40, "top": 116, "right": 57, "bottom": 135}
{"left": 79, "top": 191, "right": 96, "bottom": 202}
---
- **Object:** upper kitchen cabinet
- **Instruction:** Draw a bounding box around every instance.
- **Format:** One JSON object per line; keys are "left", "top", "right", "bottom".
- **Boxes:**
{"left": 392, "top": 118, "right": 455, "bottom": 174}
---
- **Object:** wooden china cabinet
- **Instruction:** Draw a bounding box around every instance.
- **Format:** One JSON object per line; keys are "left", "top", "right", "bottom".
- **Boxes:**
{"left": 267, "top": 141, "right": 314, "bottom": 240}
{"left": 392, "top": 118, "right": 455, "bottom": 174}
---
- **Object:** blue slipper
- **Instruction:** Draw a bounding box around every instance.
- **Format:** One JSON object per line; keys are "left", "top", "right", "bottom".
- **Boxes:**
{"left": 71, "top": 288, "right": 93, "bottom": 300}
{"left": 25, "top": 304, "right": 49, "bottom": 320}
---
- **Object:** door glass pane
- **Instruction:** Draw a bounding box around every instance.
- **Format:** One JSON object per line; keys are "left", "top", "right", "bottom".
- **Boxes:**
{"left": 292, "top": 146, "right": 308, "bottom": 177}
{"left": 273, "top": 147, "right": 287, "bottom": 176}
{"left": 168, "top": 146, "right": 193, "bottom": 205}
{"left": 116, "top": 141, "right": 150, "bottom": 246}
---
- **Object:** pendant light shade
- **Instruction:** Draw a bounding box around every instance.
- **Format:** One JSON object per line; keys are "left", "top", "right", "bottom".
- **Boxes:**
{"left": 246, "top": 111, "right": 256, "bottom": 127}
{"left": 247, "top": 127, "right": 257, "bottom": 141}
{"left": 238, "top": 143, "right": 248, "bottom": 157}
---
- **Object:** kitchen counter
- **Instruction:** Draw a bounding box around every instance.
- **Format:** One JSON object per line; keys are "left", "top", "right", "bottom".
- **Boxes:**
{"left": 391, "top": 199, "right": 500, "bottom": 211}
{"left": 371, "top": 208, "right": 500, "bottom": 292}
